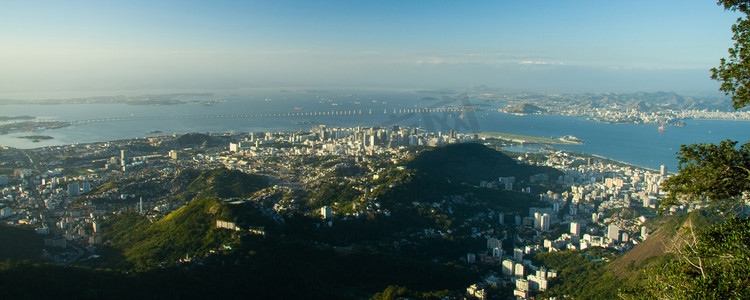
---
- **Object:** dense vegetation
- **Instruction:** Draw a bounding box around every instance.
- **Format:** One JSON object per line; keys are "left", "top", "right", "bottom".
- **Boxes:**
{"left": 98, "top": 197, "right": 238, "bottom": 270}
{"left": 407, "top": 143, "right": 561, "bottom": 185}
{"left": 624, "top": 2, "right": 750, "bottom": 298}
{"left": 181, "top": 167, "right": 269, "bottom": 200}
{"left": 533, "top": 249, "right": 623, "bottom": 299}
{"left": 0, "top": 225, "right": 44, "bottom": 262}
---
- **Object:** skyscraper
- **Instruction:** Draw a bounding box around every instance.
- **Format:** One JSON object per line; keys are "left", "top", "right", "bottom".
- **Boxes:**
{"left": 607, "top": 224, "right": 620, "bottom": 242}
{"left": 321, "top": 206, "right": 332, "bottom": 219}
{"left": 570, "top": 221, "right": 580, "bottom": 236}
{"left": 120, "top": 150, "right": 127, "bottom": 167}
{"left": 540, "top": 213, "right": 550, "bottom": 231}
{"left": 67, "top": 182, "right": 80, "bottom": 196}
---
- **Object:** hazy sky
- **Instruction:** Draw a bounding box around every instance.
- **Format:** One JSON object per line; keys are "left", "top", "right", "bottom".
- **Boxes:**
{"left": 0, "top": 1, "right": 742, "bottom": 94}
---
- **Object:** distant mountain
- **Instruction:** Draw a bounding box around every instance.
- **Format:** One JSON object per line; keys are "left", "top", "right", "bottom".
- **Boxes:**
{"left": 575, "top": 91, "right": 730, "bottom": 112}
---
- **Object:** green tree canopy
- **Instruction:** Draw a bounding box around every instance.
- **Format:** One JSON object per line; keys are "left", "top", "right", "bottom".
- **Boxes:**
{"left": 712, "top": 0, "right": 750, "bottom": 109}
{"left": 661, "top": 140, "right": 750, "bottom": 211}
{"left": 631, "top": 2, "right": 750, "bottom": 299}
{"left": 665, "top": 0, "right": 750, "bottom": 212}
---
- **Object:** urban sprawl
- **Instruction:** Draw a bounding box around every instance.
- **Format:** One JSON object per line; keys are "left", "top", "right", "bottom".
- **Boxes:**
{"left": 0, "top": 125, "right": 689, "bottom": 299}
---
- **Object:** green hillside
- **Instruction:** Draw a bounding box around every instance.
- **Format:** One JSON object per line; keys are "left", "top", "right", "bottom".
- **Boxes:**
{"left": 531, "top": 210, "right": 722, "bottom": 299}
{"left": 299, "top": 143, "right": 553, "bottom": 250}
{"left": 606, "top": 210, "right": 719, "bottom": 278}
{"left": 181, "top": 167, "right": 268, "bottom": 200}
{"left": 0, "top": 145, "right": 567, "bottom": 298}
{"left": 99, "top": 197, "right": 241, "bottom": 269}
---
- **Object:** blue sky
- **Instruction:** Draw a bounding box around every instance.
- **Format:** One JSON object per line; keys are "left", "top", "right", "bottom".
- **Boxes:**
{"left": 0, "top": 0, "right": 742, "bottom": 94}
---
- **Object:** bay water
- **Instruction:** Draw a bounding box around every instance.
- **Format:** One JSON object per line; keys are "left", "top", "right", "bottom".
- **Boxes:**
{"left": 1, "top": 88, "right": 748, "bottom": 171}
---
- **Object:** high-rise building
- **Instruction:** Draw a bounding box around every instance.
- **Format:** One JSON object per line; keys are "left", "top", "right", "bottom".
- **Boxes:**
{"left": 540, "top": 213, "right": 550, "bottom": 231}
{"left": 607, "top": 224, "right": 620, "bottom": 242}
{"left": 570, "top": 221, "right": 581, "bottom": 236}
{"left": 67, "top": 182, "right": 80, "bottom": 196}
{"left": 660, "top": 164, "right": 667, "bottom": 176}
{"left": 321, "top": 206, "right": 332, "bottom": 219}
{"left": 528, "top": 275, "right": 548, "bottom": 291}
{"left": 487, "top": 237, "right": 502, "bottom": 250}
{"left": 120, "top": 150, "right": 127, "bottom": 166}
{"left": 0, "top": 207, "right": 12, "bottom": 218}
{"left": 502, "top": 259, "right": 514, "bottom": 276}
{"left": 513, "top": 248, "right": 524, "bottom": 261}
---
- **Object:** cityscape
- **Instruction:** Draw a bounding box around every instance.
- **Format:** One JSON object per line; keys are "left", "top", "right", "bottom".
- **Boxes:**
{"left": 2, "top": 0, "right": 750, "bottom": 299}
{"left": 0, "top": 122, "right": 697, "bottom": 298}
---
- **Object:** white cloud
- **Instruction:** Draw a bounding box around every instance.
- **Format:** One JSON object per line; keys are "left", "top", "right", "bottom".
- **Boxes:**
{"left": 519, "top": 60, "right": 565, "bottom": 65}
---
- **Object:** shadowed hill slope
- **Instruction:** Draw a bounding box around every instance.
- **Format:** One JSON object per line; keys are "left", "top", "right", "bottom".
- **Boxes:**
{"left": 406, "top": 142, "right": 562, "bottom": 185}
{"left": 606, "top": 210, "right": 720, "bottom": 278}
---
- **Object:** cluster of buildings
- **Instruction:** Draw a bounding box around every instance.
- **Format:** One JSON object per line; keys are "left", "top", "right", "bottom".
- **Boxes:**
{"left": 462, "top": 151, "right": 680, "bottom": 299}
{"left": 0, "top": 165, "right": 107, "bottom": 265}
{"left": 1, "top": 124, "right": 693, "bottom": 298}
{"left": 227, "top": 125, "right": 478, "bottom": 158}
{"left": 572, "top": 106, "right": 750, "bottom": 125}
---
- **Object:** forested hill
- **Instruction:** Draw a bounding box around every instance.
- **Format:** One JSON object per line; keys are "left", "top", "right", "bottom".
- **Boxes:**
{"left": 407, "top": 142, "right": 562, "bottom": 185}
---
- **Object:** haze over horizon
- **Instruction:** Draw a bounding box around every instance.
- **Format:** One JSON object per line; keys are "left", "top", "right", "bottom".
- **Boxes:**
{"left": 0, "top": 1, "right": 741, "bottom": 96}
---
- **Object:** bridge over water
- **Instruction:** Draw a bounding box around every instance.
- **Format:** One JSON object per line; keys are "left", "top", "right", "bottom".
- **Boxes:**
{"left": 67, "top": 107, "right": 471, "bottom": 126}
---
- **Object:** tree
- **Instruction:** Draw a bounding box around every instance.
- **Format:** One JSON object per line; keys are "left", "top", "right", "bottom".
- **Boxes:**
{"left": 712, "top": 0, "right": 750, "bottom": 109}
{"left": 665, "top": 0, "right": 750, "bottom": 213}
{"left": 625, "top": 2, "right": 750, "bottom": 299}
{"left": 661, "top": 140, "right": 750, "bottom": 212}
{"left": 624, "top": 216, "right": 750, "bottom": 300}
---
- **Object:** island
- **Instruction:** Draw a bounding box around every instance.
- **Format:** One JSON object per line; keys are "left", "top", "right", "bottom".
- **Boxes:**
{"left": 17, "top": 135, "right": 54, "bottom": 142}
{"left": 0, "top": 121, "right": 70, "bottom": 135}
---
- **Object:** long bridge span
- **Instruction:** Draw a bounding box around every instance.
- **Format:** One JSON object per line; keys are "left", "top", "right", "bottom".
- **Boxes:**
{"left": 67, "top": 107, "right": 473, "bottom": 126}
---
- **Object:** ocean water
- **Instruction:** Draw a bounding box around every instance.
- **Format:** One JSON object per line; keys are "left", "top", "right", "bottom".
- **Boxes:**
{"left": 1, "top": 88, "right": 749, "bottom": 171}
